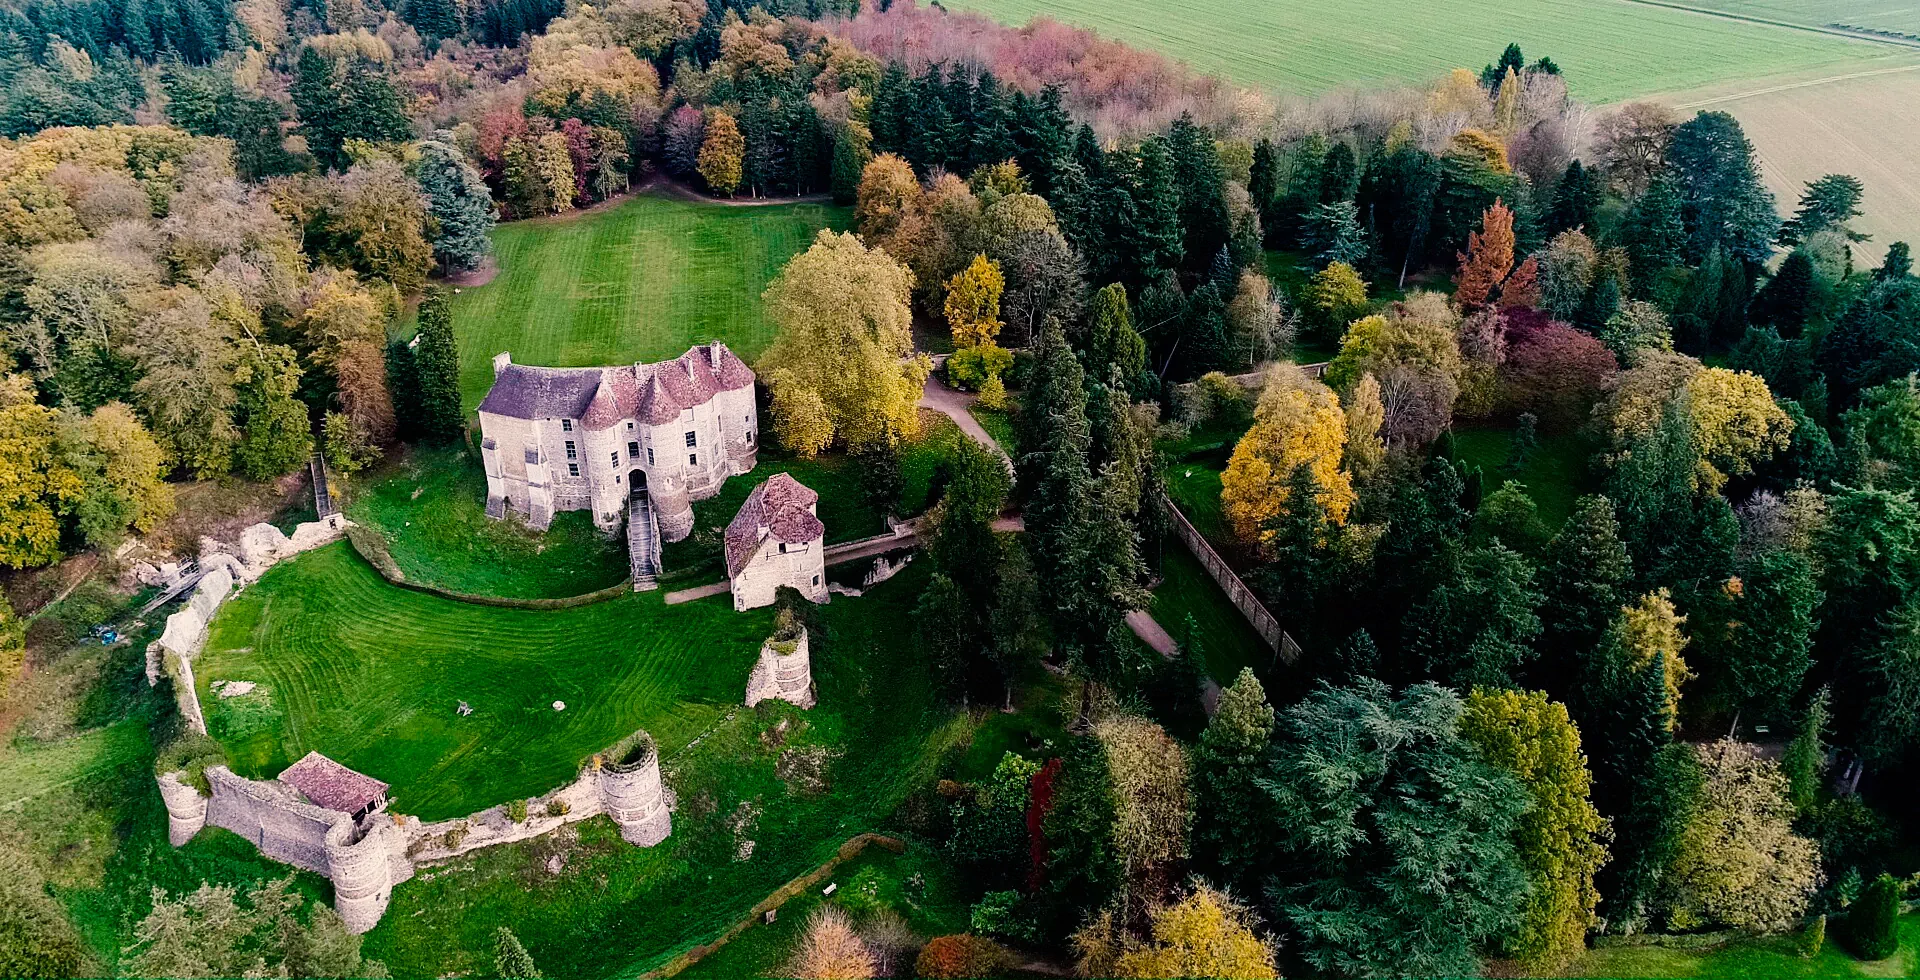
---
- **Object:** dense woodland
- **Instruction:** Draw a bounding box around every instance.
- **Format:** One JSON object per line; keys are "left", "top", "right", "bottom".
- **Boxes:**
{"left": 1, "top": 0, "right": 1919, "bottom": 975}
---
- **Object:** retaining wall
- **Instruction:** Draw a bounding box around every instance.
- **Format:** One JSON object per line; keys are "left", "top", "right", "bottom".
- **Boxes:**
{"left": 1157, "top": 493, "right": 1285, "bottom": 656}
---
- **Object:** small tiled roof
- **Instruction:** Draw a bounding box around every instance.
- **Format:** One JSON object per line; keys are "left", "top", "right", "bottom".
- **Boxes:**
{"left": 725, "top": 473, "right": 825, "bottom": 578}
{"left": 477, "top": 343, "right": 753, "bottom": 425}
{"left": 279, "top": 751, "right": 388, "bottom": 814}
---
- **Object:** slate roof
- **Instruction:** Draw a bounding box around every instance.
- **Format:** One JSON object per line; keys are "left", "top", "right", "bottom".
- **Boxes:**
{"left": 477, "top": 343, "right": 753, "bottom": 428}
{"left": 279, "top": 751, "right": 388, "bottom": 814}
{"left": 725, "top": 473, "right": 825, "bottom": 579}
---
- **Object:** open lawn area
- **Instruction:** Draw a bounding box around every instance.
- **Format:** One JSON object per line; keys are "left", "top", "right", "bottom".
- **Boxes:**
{"left": 1151, "top": 545, "right": 1269, "bottom": 685}
{"left": 446, "top": 192, "right": 848, "bottom": 411}
{"left": 345, "top": 444, "right": 629, "bottom": 599}
{"left": 1566, "top": 915, "right": 1920, "bottom": 977}
{"left": 356, "top": 563, "right": 965, "bottom": 978}
{"left": 1450, "top": 423, "right": 1599, "bottom": 531}
{"left": 941, "top": 0, "right": 1904, "bottom": 102}
{"left": 195, "top": 542, "right": 778, "bottom": 820}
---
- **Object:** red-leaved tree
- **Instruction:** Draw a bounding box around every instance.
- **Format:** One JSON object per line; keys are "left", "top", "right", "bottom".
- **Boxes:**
{"left": 1455, "top": 200, "right": 1515, "bottom": 311}
{"left": 1498, "top": 310, "right": 1618, "bottom": 429}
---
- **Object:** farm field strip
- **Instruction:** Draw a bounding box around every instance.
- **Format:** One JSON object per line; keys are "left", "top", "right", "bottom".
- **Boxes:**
{"left": 1652, "top": 0, "right": 1920, "bottom": 36}
{"left": 940, "top": 0, "right": 1895, "bottom": 101}
{"left": 448, "top": 193, "right": 848, "bottom": 411}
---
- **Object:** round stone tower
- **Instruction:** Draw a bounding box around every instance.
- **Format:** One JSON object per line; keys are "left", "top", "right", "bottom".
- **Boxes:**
{"left": 597, "top": 732, "right": 672, "bottom": 847}
{"left": 745, "top": 626, "right": 814, "bottom": 709}
{"left": 324, "top": 818, "right": 397, "bottom": 935}
{"left": 156, "top": 772, "right": 208, "bottom": 846}
{"left": 652, "top": 476, "right": 694, "bottom": 542}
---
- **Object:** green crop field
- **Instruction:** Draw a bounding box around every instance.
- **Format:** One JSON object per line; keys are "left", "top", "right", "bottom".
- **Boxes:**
{"left": 195, "top": 543, "right": 778, "bottom": 820}
{"left": 447, "top": 193, "right": 849, "bottom": 411}
{"left": 942, "top": 0, "right": 1908, "bottom": 101}
{"left": 1676, "top": 0, "right": 1920, "bottom": 36}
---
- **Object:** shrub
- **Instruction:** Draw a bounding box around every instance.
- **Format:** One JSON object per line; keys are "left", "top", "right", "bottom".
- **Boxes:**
{"left": 443, "top": 821, "right": 471, "bottom": 849}
{"left": 154, "top": 732, "right": 227, "bottom": 793}
{"left": 545, "top": 798, "right": 570, "bottom": 818}
{"left": 970, "top": 889, "right": 1040, "bottom": 944}
{"left": 977, "top": 376, "right": 1007, "bottom": 411}
{"left": 785, "top": 906, "right": 876, "bottom": 979}
{"left": 508, "top": 799, "right": 529, "bottom": 823}
{"left": 1845, "top": 874, "right": 1902, "bottom": 960}
{"left": 948, "top": 344, "right": 1013, "bottom": 391}
{"left": 915, "top": 934, "right": 1012, "bottom": 979}
{"left": 1800, "top": 913, "right": 1826, "bottom": 958}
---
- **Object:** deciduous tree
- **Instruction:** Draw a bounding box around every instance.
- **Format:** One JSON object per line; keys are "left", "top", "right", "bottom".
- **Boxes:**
{"left": 1456, "top": 199, "right": 1515, "bottom": 310}
{"left": 1665, "top": 739, "right": 1819, "bottom": 933}
{"left": 1220, "top": 366, "right": 1353, "bottom": 545}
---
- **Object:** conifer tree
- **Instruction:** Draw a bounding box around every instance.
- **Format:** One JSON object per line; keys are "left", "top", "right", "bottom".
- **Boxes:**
{"left": 1753, "top": 250, "right": 1815, "bottom": 333}
{"left": 1086, "top": 284, "right": 1146, "bottom": 394}
{"left": 1536, "top": 495, "right": 1632, "bottom": 691}
{"left": 1779, "top": 173, "right": 1867, "bottom": 248}
{"left": 1192, "top": 668, "right": 1275, "bottom": 896}
{"left": 1130, "top": 136, "right": 1184, "bottom": 281}
{"left": 1618, "top": 176, "right": 1687, "bottom": 285}
{"left": 1455, "top": 200, "right": 1516, "bottom": 310}
{"left": 413, "top": 288, "right": 463, "bottom": 442}
{"left": 415, "top": 137, "right": 495, "bottom": 273}
{"left": 1546, "top": 159, "right": 1601, "bottom": 235}
{"left": 495, "top": 927, "right": 542, "bottom": 978}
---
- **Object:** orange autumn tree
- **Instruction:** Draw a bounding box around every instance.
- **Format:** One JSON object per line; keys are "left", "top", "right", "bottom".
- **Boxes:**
{"left": 1455, "top": 199, "right": 1515, "bottom": 310}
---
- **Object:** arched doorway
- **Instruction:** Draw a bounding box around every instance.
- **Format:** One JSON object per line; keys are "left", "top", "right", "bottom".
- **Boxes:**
{"left": 629, "top": 469, "right": 647, "bottom": 493}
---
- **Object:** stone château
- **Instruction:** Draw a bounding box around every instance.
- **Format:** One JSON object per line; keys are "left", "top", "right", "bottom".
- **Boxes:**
{"left": 477, "top": 343, "right": 759, "bottom": 587}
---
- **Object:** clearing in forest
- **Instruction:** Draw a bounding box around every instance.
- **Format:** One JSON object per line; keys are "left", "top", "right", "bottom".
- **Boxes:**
{"left": 941, "top": 0, "right": 1904, "bottom": 101}
{"left": 446, "top": 192, "right": 849, "bottom": 411}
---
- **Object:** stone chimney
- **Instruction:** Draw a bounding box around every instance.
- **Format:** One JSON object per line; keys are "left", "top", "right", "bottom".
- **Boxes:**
{"left": 492, "top": 351, "right": 512, "bottom": 377}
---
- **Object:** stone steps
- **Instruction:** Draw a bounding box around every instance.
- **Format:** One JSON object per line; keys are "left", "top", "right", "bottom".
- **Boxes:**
{"left": 628, "top": 491, "right": 661, "bottom": 591}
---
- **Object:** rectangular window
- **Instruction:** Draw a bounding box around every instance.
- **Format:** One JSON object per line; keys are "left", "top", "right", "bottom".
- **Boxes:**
{"left": 647, "top": 448, "right": 654, "bottom": 465}
{"left": 746, "top": 431, "right": 753, "bottom": 444}
{"left": 628, "top": 441, "right": 640, "bottom": 458}
{"left": 779, "top": 542, "right": 788, "bottom": 554}
{"left": 567, "top": 463, "right": 579, "bottom": 477}
{"left": 565, "top": 441, "right": 577, "bottom": 460}
{"left": 610, "top": 452, "right": 619, "bottom": 466}
{"left": 561, "top": 419, "right": 573, "bottom": 432}
{"left": 626, "top": 421, "right": 634, "bottom": 429}
{"left": 688, "top": 453, "right": 698, "bottom": 466}
{"left": 812, "top": 575, "right": 820, "bottom": 586}
{"left": 684, "top": 431, "right": 697, "bottom": 447}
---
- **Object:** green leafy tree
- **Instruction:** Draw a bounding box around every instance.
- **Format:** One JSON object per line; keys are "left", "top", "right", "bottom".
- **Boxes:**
{"left": 232, "top": 342, "right": 313, "bottom": 480}
{"left": 1461, "top": 689, "right": 1610, "bottom": 971}
{"left": 1780, "top": 688, "right": 1830, "bottom": 813}
{"left": 1191, "top": 668, "right": 1275, "bottom": 895}
{"left": 0, "top": 838, "right": 90, "bottom": 978}
{"left": 1779, "top": 173, "right": 1867, "bottom": 248}
{"left": 1264, "top": 680, "right": 1528, "bottom": 978}
{"left": 412, "top": 288, "right": 464, "bottom": 442}
{"left": 124, "top": 878, "right": 386, "bottom": 978}
{"left": 1665, "top": 740, "right": 1820, "bottom": 933}
{"left": 1753, "top": 250, "right": 1816, "bottom": 333}
{"left": 1714, "top": 548, "right": 1819, "bottom": 722}
{"left": 1404, "top": 542, "right": 1543, "bottom": 689}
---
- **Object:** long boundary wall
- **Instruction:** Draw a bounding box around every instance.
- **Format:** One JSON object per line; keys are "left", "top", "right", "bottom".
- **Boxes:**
{"left": 1157, "top": 492, "right": 1285, "bottom": 655}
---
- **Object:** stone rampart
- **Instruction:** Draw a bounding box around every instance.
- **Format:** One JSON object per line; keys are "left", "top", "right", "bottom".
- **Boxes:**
{"left": 160, "top": 728, "right": 674, "bottom": 934}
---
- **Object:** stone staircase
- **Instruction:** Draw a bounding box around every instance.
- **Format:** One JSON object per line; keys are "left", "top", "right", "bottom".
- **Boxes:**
{"left": 627, "top": 490, "right": 662, "bottom": 591}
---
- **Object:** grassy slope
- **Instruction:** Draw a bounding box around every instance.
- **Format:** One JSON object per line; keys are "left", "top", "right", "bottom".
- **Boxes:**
{"left": 450, "top": 194, "right": 849, "bottom": 411}
{"left": 359, "top": 564, "right": 965, "bottom": 978}
{"left": 346, "top": 444, "right": 630, "bottom": 599}
{"left": 195, "top": 543, "right": 777, "bottom": 820}
{"left": 1151, "top": 544, "right": 1269, "bottom": 684}
{"left": 942, "top": 0, "right": 1896, "bottom": 101}
{"left": 1569, "top": 916, "right": 1920, "bottom": 977}
{"left": 1450, "top": 424, "right": 1598, "bottom": 531}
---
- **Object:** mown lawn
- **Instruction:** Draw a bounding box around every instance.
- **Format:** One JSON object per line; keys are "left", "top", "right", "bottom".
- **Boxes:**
{"left": 196, "top": 542, "right": 777, "bottom": 820}
{"left": 345, "top": 443, "right": 629, "bottom": 599}
{"left": 358, "top": 563, "right": 968, "bottom": 978}
{"left": 1567, "top": 915, "right": 1920, "bottom": 978}
{"left": 1151, "top": 544, "right": 1270, "bottom": 685}
{"left": 942, "top": 0, "right": 1898, "bottom": 101}
{"left": 448, "top": 193, "right": 849, "bottom": 411}
{"left": 1450, "top": 423, "right": 1599, "bottom": 531}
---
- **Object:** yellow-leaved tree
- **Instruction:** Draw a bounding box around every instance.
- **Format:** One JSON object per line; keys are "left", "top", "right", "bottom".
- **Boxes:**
{"left": 1600, "top": 354, "right": 1793, "bottom": 492}
{"left": 759, "top": 230, "right": 928, "bottom": 455}
{"left": 1220, "top": 365, "right": 1354, "bottom": 545}
{"left": 943, "top": 253, "right": 1003, "bottom": 349}
{"left": 1073, "top": 885, "right": 1278, "bottom": 980}
{"left": 696, "top": 109, "right": 743, "bottom": 197}
{"left": 1604, "top": 589, "right": 1691, "bottom": 727}
{"left": 1460, "top": 689, "right": 1610, "bottom": 971}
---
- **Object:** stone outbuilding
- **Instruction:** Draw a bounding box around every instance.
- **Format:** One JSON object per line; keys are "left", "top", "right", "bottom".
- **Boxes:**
{"left": 725, "top": 474, "right": 828, "bottom": 611}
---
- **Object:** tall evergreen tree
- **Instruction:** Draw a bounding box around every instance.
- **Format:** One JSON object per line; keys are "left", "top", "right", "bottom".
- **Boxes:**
{"left": 1665, "top": 111, "right": 1779, "bottom": 266}
{"left": 412, "top": 288, "right": 464, "bottom": 442}
{"left": 1546, "top": 159, "right": 1601, "bottom": 235}
{"left": 1752, "top": 249, "right": 1815, "bottom": 334}
{"left": 1168, "top": 114, "right": 1231, "bottom": 276}
{"left": 1128, "top": 136, "right": 1184, "bottom": 281}
{"left": 416, "top": 137, "right": 496, "bottom": 273}
{"left": 1534, "top": 494, "right": 1632, "bottom": 693}
{"left": 1617, "top": 176, "right": 1687, "bottom": 290}
{"left": 1192, "top": 668, "right": 1275, "bottom": 896}
{"left": 1779, "top": 173, "right": 1867, "bottom": 248}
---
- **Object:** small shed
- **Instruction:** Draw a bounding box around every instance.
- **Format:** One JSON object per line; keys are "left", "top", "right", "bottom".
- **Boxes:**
{"left": 279, "top": 751, "right": 389, "bottom": 819}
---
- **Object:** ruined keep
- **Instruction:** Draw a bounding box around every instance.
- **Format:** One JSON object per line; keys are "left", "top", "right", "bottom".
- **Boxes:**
{"left": 597, "top": 732, "right": 673, "bottom": 846}
{"left": 745, "top": 624, "right": 815, "bottom": 709}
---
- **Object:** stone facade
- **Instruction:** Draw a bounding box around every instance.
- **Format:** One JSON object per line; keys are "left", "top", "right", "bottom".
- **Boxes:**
{"left": 725, "top": 474, "right": 829, "bottom": 612}
{"left": 477, "top": 344, "right": 759, "bottom": 540}
{"left": 744, "top": 627, "right": 814, "bottom": 710}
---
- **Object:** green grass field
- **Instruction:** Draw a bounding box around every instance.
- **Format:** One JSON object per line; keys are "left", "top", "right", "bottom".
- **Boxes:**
{"left": 195, "top": 543, "right": 777, "bottom": 820}
{"left": 1675, "top": 0, "right": 1920, "bottom": 36}
{"left": 1569, "top": 916, "right": 1920, "bottom": 977}
{"left": 449, "top": 194, "right": 848, "bottom": 411}
{"left": 1450, "top": 423, "right": 1598, "bottom": 531}
{"left": 943, "top": 0, "right": 1904, "bottom": 101}
{"left": 346, "top": 444, "right": 630, "bottom": 599}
